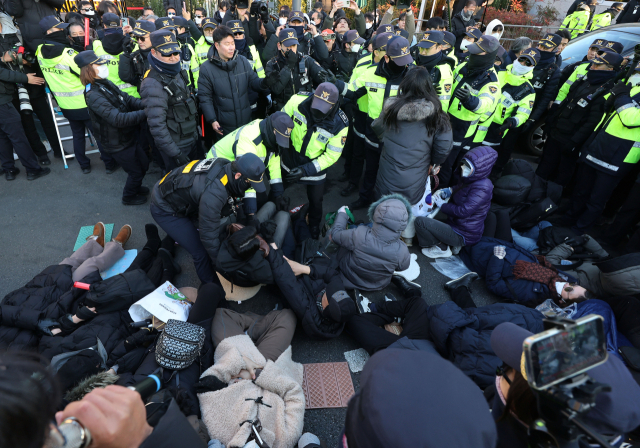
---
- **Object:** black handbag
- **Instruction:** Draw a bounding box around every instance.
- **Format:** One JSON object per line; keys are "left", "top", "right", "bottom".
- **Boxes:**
{"left": 155, "top": 319, "right": 205, "bottom": 371}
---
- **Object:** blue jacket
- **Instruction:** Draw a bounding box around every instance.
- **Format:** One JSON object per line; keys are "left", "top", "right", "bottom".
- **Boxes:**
{"left": 425, "top": 301, "right": 544, "bottom": 388}
{"left": 574, "top": 299, "right": 633, "bottom": 362}
{"left": 460, "top": 237, "right": 578, "bottom": 305}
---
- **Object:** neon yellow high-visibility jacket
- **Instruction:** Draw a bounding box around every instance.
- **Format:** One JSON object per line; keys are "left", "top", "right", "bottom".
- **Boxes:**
{"left": 555, "top": 61, "right": 590, "bottom": 104}
{"left": 37, "top": 44, "right": 86, "bottom": 110}
{"left": 560, "top": 9, "right": 590, "bottom": 38}
{"left": 582, "top": 84, "right": 640, "bottom": 176}
{"left": 207, "top": 119, "right": 280, "bottom": 213}
{"left": 281, "top": 92, "right": 349, "bottom": 184}
{"left": 192, "top": 35, "right": 212, "bottom": 87}
{"left": 93, "top": 39, "right": 139, "bottom": 98}
{"left": 590, "top": 10, "right": 615, "bottom": 30}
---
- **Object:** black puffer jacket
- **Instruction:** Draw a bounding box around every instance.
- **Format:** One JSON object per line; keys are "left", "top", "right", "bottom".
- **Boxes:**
{"left": 528, "top": 50, "right": 561, "bottom": 122}
{"left": 261, "top": 32, "right": 329, "bottom": 62}
{"left": 267, "top": 249, "right": 344, "bottom": 340}
{"left": 0, "top": 64, "right": 28, "bottom": 105}
{"left": 4, "top": 0, "right": 66, "bottom": 52}
{"left": 85, "top": 78, "right": 146, "bottom": 152}
{"left": 119, "top": 48, "right": 152, "bottom": 94}
{"left": 264, "top": 51, "right": 330, "bottom": 111}
{"left": 198, "top": 47, "right": 265, "bottom": 135}
{"left": 140, "top": 68, "right": 196, "bottom": 158}
{"left": 450, "top": 11, "right": 475, "bottom": 54}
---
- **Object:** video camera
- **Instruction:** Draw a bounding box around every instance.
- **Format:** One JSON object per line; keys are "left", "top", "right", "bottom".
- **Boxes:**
{"left": 522, "top": 314, "right": 615, "bottom": 448}
{"left": 3, "top": 44, "right": 34, "bottom": 115}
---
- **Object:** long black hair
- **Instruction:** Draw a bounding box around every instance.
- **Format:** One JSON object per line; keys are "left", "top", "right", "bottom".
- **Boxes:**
{"left": 382, "top": 66, "right": 451, "bottom": 135}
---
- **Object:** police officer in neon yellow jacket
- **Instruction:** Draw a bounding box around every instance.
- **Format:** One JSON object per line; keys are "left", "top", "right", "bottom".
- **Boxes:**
{"left": 37, "top": 16, "right": 116, "bottom": 173}
{"left": 207, "top": 111, "right": 294, "bottom": 215}
{"left": 281, "top": 83, "right": 349, "bottom": 238}
{"left": 560, "top": 3, "right": 590, "bottom": 39}
{"left": 474, "top": 49, "right": 538, "bottom": 160}
{"left": 191, "top": 18, "right": 216, "bottom": 87}
{"left": 564, "top": 65, "right": 640, "bottom": 232}
{"left": 556, "top": 40, "right": 623, "bottom": 105}
{"left": 415, "top": 30, "right": 455, "bottom": 111}
{"left": 590, "top": 3, "right": 625, "bottom": 30}
{"left": 438, "top": 34, "right": 501, "bottom": 188}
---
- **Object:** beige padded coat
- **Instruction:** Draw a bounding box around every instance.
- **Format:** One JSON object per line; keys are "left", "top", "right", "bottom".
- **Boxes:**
{"left": 197, "top": 335, "right": 305, "bottom": 448}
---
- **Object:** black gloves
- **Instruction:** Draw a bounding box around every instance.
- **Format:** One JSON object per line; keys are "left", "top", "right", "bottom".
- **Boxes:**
{"left": 196, "top": 375, "right": 228, "bottom": 394}
{"left": 175, "top": 151, "right": 190, "bottom": 166}
{"left": 124, "top": 328, "right": 158, "bottom": 351}
{"left": 263, "top": 69, "right": 279, "bottom": 89}
{"left": 260, "top": 220, "right": 278, "bottom": 244}
{"left": 250, "top": 1, "right": 259, "bottom": 15}
{"left": 611, "top": 82, "right": 632, "bottom": 98}
{"left": 275, "top": 195, "right": 290, "bottom": 212}
{"left": 122, "top": 35, "right": 135, "bottom": 55}
{"left": 454, "top": 87, "right": 470, "bottom": 102}
{"left": 284, "top": 167, "right": 304, "bottom": 183}
{"left": 37, "top": 319, "right": 60, "bottom": 336}
{"left": 434, "top": 83, "right": 442, "bottom": 96}
{"left": 286, "top": 49, "right": 297, "bottom": 70}
{"left": 565, "top": 235, "right": 589, "bottom": 248}
{"left": 318, "top": 70, "right": 337, "bottom": 84}
{"left": 498, "top": 118, "right": 517, "bottom": 135}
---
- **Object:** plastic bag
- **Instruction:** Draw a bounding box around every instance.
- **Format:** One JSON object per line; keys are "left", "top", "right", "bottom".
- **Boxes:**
{"left": 429, "top": 256, "right": 471, "bottom": 280}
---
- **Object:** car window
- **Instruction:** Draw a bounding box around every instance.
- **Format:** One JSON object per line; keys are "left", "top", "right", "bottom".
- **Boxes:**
{"left": 559, "top": 30, "right": 639, "bottom": 67}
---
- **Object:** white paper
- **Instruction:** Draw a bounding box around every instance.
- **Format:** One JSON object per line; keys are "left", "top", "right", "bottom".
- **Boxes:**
{"left": 129, "top": 281, "right": 192, "bottom": 323}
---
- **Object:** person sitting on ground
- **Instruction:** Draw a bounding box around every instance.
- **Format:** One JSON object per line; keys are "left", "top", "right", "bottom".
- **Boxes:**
{"left": 418, "top": 145, "right": 498, "bottom": 259}
{"left": 196, "top": 306, "right": 304, "bottom": 448}
{"left": 329, "top": 195, "right": 412, "bottom": 292}
{"left": 489, "top": 322, "right": 640, "bottom": 448}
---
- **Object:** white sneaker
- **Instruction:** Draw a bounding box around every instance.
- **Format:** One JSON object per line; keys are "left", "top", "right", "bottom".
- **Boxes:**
{"left": 422, "top": 245, "right": 453, "bottom": 259}
{"left": 451, "top": 246, "right": 462, "bottom": 255}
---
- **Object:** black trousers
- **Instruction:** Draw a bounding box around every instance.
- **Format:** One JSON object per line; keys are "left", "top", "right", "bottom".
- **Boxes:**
{"left": 483, "top": 209, "right": 513, "bottom": 242}
{"left": 12, "top": 92, "right": 63, "bottom": 158}
{"left": 0, "top": 102, "right": 41, "bottom": 173}
{"left": 347, "top": 132, "right": 366, "bottom": 188}
{"left": 345, "top": 295, "right": 429, "bottom": 355}
{"left": 449, "top": 285, "right": 477, "bottom": 309}
{"left": 493, "top": 125, "right": 521, "bottom": 174}
{"left": 567, "top": 163, "right": 623, "bottom": 231}
{"left": 125, "top": 234, "right": 174, "bottom": 287}
{"left": 606, "top": 178, "right": 640, "bottom": 245}
{"left": 535, "top": 135, "right": 580, "bottom": 187}
{"left": 108, "top": 143, "right": 150, "bottom": 200}
{"left": 439, "top": 144, "right": 466, "bottom": 189}
{"left": 358, "top": 143, "right": 381, "bottom": 203}
{"left": 284, "top": 179, "right": 325, "bottom": 230}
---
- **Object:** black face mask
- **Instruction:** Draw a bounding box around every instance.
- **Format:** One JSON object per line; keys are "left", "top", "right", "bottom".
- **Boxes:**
{"left": 383, "top": 58, "right": 406, "bottom": 77}
{"left": 70, "top": 36, "right": 85, "bottom": 52}
{"left": 311, "top": 108, "right": 329, "bottom": 123}
{"left": 417, "top": 51, "right": 441, "bottom": 69}
{"left": 586, "top": 69, "right": 616, "bottom": 85}
{"left": 46, "top": 30, "right": 70, "bottom": 46}
{"left": 177, "top": 31, "right": 191, "bottom": 43}
{"left": 466, "top": 51, "right": 497, "bottom": 76}
{"left": 226, "top": 175, "right": 249, "bottom": 197}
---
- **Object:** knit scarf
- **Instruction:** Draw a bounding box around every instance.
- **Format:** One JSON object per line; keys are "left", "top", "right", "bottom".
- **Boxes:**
{"left": 512, "top": 256, "right": 563, "bottom": 297}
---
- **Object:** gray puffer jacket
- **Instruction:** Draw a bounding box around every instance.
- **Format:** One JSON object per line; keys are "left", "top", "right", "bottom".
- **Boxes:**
{"left": 330, "top": 194, "right": 411, "bottom": 291}
{"left": 374, "top": 97, "right": 453, "bottom": 204}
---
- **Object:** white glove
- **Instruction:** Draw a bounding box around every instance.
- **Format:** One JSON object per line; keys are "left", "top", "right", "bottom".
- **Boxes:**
{"left": 493, "top": 246, "right": 506, "bottom": 259}
{"left": 338, "top": 205, "right": 349, "bottom": 214}
{"left": 433, "top": 194, "right": 445, "bottom": 208}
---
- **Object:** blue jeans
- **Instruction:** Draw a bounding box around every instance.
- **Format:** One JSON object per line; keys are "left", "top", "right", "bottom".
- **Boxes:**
{"left": 511, "top": 221, "right": 552, "bottom": 252}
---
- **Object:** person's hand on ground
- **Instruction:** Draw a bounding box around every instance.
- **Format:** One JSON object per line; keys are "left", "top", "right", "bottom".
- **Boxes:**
{"left": 55, "top": 385, "right": 153, "bottom": 448}
{"left": 493, "top": 246, "right": 506, "bottom": 259}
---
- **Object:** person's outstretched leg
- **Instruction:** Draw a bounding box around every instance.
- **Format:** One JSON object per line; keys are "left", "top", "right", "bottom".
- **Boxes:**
{"left": 72, "top": 226, "right": 131, "bottom": 281}
{"left": 449, "top": 286, "right": 477, "bottom": 309}
{"left": 126, "top": 224, "right": 162, "bottom": 273}
{"left": 346, "top": 312, "right": 400, "bottom": 355}
{"left": 60, "top": 239, "right": 103, "bottom": 272}
{"left": 188, "top": 283, "right": 227, "bottom": 324}
{"left": 251, "top": 309, "right": 297, "bottom": 362}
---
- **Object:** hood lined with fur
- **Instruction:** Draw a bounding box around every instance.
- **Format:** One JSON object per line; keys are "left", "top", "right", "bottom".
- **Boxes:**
{"left": 368, "top": 193, "right": 412, "bottom": 238}
{"left": 383, "top": 98, "right": 436, "bottom": 122}
{"left": 65, "top": 371, "right": 120, "bottom": 402}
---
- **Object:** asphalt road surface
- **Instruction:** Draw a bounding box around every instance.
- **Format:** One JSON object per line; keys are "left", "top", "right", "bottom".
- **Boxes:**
{"left": 1, "top": 146, "right": 507, "bottom": 446}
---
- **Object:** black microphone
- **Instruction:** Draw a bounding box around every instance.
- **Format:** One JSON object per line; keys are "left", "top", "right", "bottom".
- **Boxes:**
{"left": 128, "top": 374, "right": 162, "bottom": 400}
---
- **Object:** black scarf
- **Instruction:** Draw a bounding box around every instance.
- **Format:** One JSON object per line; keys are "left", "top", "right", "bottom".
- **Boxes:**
{"left": 259, "top": 116, "right": 278, "bottom": 151}
{"left": 466, "top": 50, "right": 498, "bottom": 76}
{"left": 44, "top": 31, "right": 70, "bottom": 47}
{"left": 586, "top": 69, "right": 616, "bottom": 85}
{"left": 234, "top": 37, "right": 247, "bottom": 55}
{"left": 226, "top": 175, "right": 248, "bottom": 197}
{"left": 147, "top": 52, "right": 181, "bottom": 76}
{"left": 70, "top": 36, "right": 85, "bottom": 52}
{"left": 417, "top": 51, "right": 442, "bottom": 70}
{"left": 538, "top": 49, "right": 556, "bottom": 66}
{"left": 177, "top": 31, "right": 191, "bottom": 43}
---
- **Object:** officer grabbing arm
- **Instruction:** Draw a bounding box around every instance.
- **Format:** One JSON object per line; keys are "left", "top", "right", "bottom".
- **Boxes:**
{"left": 281, "top": 83, "right": 349, "bottom": 239}
{"left": 151, "top": 150, "right": 266, "bottom": 286}
{"left": 415, "top": 30, "right": 455, "bottom": 111}
{"left": 207, "top": 111, "right": 294, "bottom": 216}
{"left": 119, "top": 21, "right": 157, "bottom": 95}
{"left": 264, "top": 28, "right": 342, "bottom": 112}
{"left": 140, "top": 30, "right": 198, "bottom": 173}
{"left": 437, "top": 34, "right": 501, "bottom": 188}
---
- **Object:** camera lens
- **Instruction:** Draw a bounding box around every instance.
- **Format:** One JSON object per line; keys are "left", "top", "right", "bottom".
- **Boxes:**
{"left": 17, "top": 84, "right": 33, "bottom": 115}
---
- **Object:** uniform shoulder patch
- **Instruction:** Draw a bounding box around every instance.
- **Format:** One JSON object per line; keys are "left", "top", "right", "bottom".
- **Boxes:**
{"left": 529, "top": 100, "right": 534, "bottom": 109}
{"left": 67, "top": 48, "right": 76, "bottom": 56}
{"left": 444, "top": 83, "right": 452, "bottom": 93}
{"left": 341, "top": 135, "right": 347, "bottom": 146}
{"left": 338, "top": 109, "right": 349, "bottom": 126}
{"left": 489, "top": 85, "right": 498, "bottom": 94}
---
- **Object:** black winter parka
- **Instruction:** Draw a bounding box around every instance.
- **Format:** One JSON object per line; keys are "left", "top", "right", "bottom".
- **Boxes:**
{"left": 4, "top": 0, "right": 65, "bottom": 52}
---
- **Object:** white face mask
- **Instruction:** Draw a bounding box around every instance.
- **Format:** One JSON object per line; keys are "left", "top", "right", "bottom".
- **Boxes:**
{"left": 279, "top": 17, "right": 287, "bottom": 26}
{"left": 97, "top": 64, "right": 109, "bottom": 79}
{"left": 195, "top": 17, "right": 202, "bottom": 24}
{"left": 511, "top": 60, "right": 534, "bottom": 76}
{"left": 168, "top": 13, "right": 176, "bottom": 17}
{"left": 205, "top": 36, "right": 213, "bottom": 43}
{"left": 460, "top": 39, "right": 472, "bottom": 51}
{"left": 365, "top": 22, "right": 372, "bottom": 29}
{"left": 220, "top": 11, "right": 226, "bottom": 18}
{"left": 350, "top": 43, "right": 361, "bottom": 53}
{"left": 461, "top": 162, "right": 473, "bottom": 177}
{"left": 82, "top": 10, "right": 95, "bottom": 16}
{"left": 629, "top": 73, "right": 640, "bottom": 86}
{"left": 492, "top": 32, "right": 501, "bottom": 38}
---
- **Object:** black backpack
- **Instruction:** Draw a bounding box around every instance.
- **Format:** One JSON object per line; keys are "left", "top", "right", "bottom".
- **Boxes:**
{"left": 537, "top": 226, "right": 579, "bottom": 254}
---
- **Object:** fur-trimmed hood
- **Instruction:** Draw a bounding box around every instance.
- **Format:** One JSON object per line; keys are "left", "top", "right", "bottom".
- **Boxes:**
{"left": 65, "top": 371, "right": 120, "bottom": 402}
{"left": 383, "top": 98, "right": 436, "bottom": 122}
{"left": 368, "top": 193, "right": 412, "bottom": 239}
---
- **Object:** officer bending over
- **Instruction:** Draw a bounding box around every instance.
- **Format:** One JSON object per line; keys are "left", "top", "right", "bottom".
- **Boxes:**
{"left": 78, "top": 50, "right": 149, "bottom": 205}
{"left": 282, "top": 83, "right": 349, "bottom": 239}
{"left": 150, "top": 154, "right": 267, "bottom": 285}
{"left": 207, "top": 111, "right": 294, "bottom": 216}
{"left": 140, "top": 30, "right": 198, "bottom": 172}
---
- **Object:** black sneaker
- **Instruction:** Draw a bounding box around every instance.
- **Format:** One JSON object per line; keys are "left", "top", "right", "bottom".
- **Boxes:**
{"left": 391, "top": 275, "right": 422, "bottom": 298}
{"left": 105, "top": 164, "right": 121, "bottom": 174}
{"left": 27, "top": 167, "right": 51, "bottom": 181}
{"left": 138, "top": 186, "right": 150, "bottom": 195}
{"left": 338, "top": 171, "right": 349, "bottom": 182}
{"left": 38, "top": 155, "right": 51, "bottom": 166}
{"left": 349, "top": 197, "right": 370, "bottom": 210}
{"left": 122, "top": 194, "right": 148, "bottom": 205}
{"left": 82, "top": 166, "right": 92, "bottom": 174}
{"left": 444, "top": 272, "right": 479, "bottom": 291}
{"left": 340, "top": 183, "right": 358, "bottom": 197}
{"left": 5, "top": 167, "right": 19, "bottom": 181}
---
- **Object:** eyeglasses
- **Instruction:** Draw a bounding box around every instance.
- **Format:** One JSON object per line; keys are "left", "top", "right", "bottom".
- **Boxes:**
{"left": 234, "top": 32, "right": 244, "bottom": 36}
{"left": 81, "top": 8, "right": 94, "bottom": 12}
{"left": 136, "top": 36, "right": 147, "bottom": 42}
{"left": 517, "top": 57, "right": 533, "bottom": 66}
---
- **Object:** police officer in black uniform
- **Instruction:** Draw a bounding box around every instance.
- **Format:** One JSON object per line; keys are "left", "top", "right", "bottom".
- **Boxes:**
{"left": 119, "top": 21, "right": 157, "bottom": 94}
{"left": 78, "top": 50, "right": 149, "bottom": 205}
{"left": 150, "top": 153, "right": 267, "bottom": 285}
{"left": 140, "top": 30, "right": 198, "bottom": 172}
{"left": 264, "top": 28, "right": 339, "bottom": 112}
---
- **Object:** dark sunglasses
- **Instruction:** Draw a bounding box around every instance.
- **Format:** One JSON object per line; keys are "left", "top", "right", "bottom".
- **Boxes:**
{"left": 234, "top": 32, "right": 244, "bottom": 36}
{"left": 517, "top": 57, "right": 533, "bottom": 66}
{"left": 136, "top": 36, "right": 147, "bottom": 42}
{"left": 81, "top": 8, "right": 94, "bottom": 11}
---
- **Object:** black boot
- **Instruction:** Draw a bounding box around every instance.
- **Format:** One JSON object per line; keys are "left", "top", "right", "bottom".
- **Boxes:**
{"left": 391, "top": 274, "right": 422, "bottom": 298}
{"left": 350, "top": 197, "right": 370, "bottom": 210}
{"left": 144, "top": 224, "right": 161, "bottom": 254}
{"left": 160, "top": 235, "right": 176, "bottom": 256}
{"left": 444, "top": 272, "right": 479, "bottom": 291}
{"left": 340, "top": 183, "right": 358, "bottom": 197}
{"left": 158, "top": 248, "right": 182, "bottom": 281}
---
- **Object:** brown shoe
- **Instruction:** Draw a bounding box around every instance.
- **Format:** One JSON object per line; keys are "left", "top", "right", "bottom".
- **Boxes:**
{"left": 113, "top": 224, "right": 132, "bottom": 247}
{"left": 88, "top": 222, "right": 105, "bottom": 247}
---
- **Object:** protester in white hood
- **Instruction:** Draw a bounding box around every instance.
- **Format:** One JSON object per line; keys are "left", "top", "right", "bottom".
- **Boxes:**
{"left": 484, "top": 19, "right": 504, "bottom": 40}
